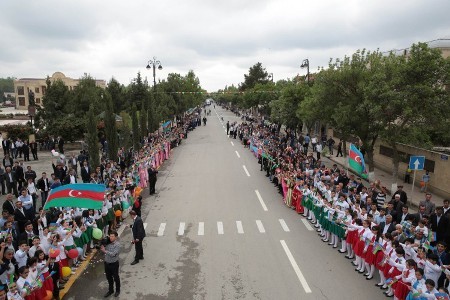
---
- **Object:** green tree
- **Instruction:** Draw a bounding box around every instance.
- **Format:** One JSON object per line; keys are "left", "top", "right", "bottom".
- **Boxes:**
{"left": 270, "top": 81, "right": 308, "bottom": 132}
{"left": 131, "top": 104, "right": 140, "bottom": 151}
{"left": 376, "top": 43, "right": 450, "bottom": 183}
{"left": 106, "top": 78, "right": 126, "bottom": 113}
{"left": 71, "top": 74, "right": 103, "bottom": 118}
{"left": 104, "top": 92, "right": 118, "bottom": 161}
{"left": 128, "top": 72, "right": 149, "bottom": 109}
{"left": 240, "top": 62, "right": 270, "bottom": 91}
{"left": 86, "top": 104, "right": 100, "bottom": 168}
{"left": 0, "top": 77, "right": 15, "bottom": 102}
{"left": 140, "top": 97, "right": 148, "bottom": 137}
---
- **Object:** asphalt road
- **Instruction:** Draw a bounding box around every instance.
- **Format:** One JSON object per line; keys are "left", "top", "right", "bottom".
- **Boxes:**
{"left": 65, "top": 106, "right": 384, "bottom": 300}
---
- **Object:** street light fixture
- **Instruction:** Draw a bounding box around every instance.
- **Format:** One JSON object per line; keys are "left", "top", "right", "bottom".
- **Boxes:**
{"left": 268, "top": 73, "right": 273, "bottom": 82}
{"left": 146, "top": 57, "right": 163, "bottom": 93}
{"left": 300, "top": 59, "right": 310, "bottom": 83}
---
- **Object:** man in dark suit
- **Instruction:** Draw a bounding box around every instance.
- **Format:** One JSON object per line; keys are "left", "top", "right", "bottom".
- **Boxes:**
{"left": 396, "top": 205, "right": 411, "bottom": 224}
{"left": 385, "top": 202, "right": 398, "bottom": 224}
{"left": 412, "top": 205, "right": 427, "bottom": 223}
{"left": 12, "top": 161, "right": 25, "bottom": 191}
{"left": 57, "top": 136, "right": 64, "bottom": 154}
{"left": 36, "top": 172, "right": 50, "bottom": 207}
{"left": 2, "top": 193, "right": 16, "bottom": 215}
{"left": 3, "top": 166, "right": 18, "bottom": 197}
{"left": 430, "top": 206, "right": 449, "bottom": 245}
{"left": 147, "top": 167, "right": 158, "bottom": 195}
{"left": 443, "top": 199, "right": 450, "bottom": 217}
{"left": 379, "top": 214, "right": 396, "bottom": 236}
{"left": 80, "top": 161, "right": 91, "bottom": 183}
{"left": 2, "top": 138, "right": 9, "bottom": 156}
{"left": 129, "top": 210, "right": 145, "bottom": 265}
{"left": 14, "top": 200, "right": 29, "bottom": 233}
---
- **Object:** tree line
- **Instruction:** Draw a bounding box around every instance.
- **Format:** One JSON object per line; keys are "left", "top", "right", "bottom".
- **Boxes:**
{"left": 34, "top": 70, "right": 205, "bottom": 166}
{"left": 215, "top": 43, "right": 450, "bottom": 183}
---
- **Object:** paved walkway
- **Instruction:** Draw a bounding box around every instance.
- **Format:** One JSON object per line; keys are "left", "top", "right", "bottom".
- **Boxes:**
{"left": 321, "top": 154, "right": 444, "bottom": 210}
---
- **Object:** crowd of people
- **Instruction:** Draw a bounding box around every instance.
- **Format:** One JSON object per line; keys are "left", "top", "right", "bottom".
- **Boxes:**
{"left": 0, "top": 109, "right": 202, "bottom": 300}
{"left": 233, "top": 115, "right": 450, "bottom": 300}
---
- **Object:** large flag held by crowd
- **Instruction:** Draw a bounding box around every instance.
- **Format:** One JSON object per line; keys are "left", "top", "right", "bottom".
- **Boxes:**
{"left": 43, "top": 183, "right": 106, "bottom": 210}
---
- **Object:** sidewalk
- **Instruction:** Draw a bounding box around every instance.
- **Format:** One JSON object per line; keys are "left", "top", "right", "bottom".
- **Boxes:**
{"left": 321, "top": 155, "right": 444, "bottom": 210}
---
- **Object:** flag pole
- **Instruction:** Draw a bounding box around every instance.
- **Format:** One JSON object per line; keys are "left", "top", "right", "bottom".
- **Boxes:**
{"left": 346, "top": 143, "right": 350, "bottom": 176}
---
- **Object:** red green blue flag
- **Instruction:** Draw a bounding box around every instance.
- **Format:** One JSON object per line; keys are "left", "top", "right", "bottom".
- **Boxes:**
{"left": 349, "top": 144, "right": 368, "bottom": 179}
{"left": 44, "top": 184, "right": 105, "bottom": 210}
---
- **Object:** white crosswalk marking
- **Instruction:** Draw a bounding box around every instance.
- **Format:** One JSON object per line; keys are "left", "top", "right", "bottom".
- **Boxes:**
{"left": 178, "top": 222, "right": 185, "bottom": 236}
{"left": 256, "top": 220, "right": 265, "bottom": 233}
{"left": 157, "top": 223, "right": 166, "bottom": 237}
{"left": 217, "top": 221, "right": 224, "bottom": 235}
{"left": 198, "top": 222, "right": 204, "bottom": 236}
{"left": 279, "top": 219, "right": 290, "bottom": 232}
{"left": 236, "top": 221, "right": 244, "bottom": 234}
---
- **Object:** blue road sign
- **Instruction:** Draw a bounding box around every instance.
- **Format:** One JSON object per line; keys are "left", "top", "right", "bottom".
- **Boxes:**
{"left": 409, "top": 156, "right": 425, "bottom": 170}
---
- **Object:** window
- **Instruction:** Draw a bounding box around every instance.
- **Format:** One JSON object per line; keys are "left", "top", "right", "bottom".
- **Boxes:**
{"left": 18, "top": 97, "right": 25, "bottom": 106}
{"left": 17, "top": 86, "right": 24, "bottom": 95}
{"left": 42, "top": 86, "right": 46, "bottom": 95}
{"left": 35, "top": 98, "right": 41, "bottom": 104}
{"left": 35, "top": 87, "right": 40, "bottom": 93}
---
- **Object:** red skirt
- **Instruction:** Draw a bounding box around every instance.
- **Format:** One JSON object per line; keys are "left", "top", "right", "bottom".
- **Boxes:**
{"left": 394, "top": 280, "right": 410, "bottom": 299}
{"left": 375, "top": 251, "right": 386, "bottom": 270}
{"left": 293, "top": 190, "right": 304, "bottom": 214}
{"left": 383, "top": 266, "right": 401, "bottom": 281}
{"left": 42, "top": 270, "right": 54, "bottom": 292}
{"left": 354, "top": 240, "right": 365, "bottom": 257}
{"left": 346, "top": 230, "right": 356, "bottom": 245}
{"left": 59, "top": 258, "right": 69, "bottom": 278}
{"left": 364, "top": 245, "right": 376, "bottom": 265}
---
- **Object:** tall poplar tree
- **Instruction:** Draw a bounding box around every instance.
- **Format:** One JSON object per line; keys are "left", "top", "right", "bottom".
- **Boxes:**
{"left": 131, "top": 104, "right": 140, "bottom": 151}
{"left": 86, "top": 104, "right": 100, "bottom": 168}
{"left": 104, "top": 92, "right": 118, "bottom": 161}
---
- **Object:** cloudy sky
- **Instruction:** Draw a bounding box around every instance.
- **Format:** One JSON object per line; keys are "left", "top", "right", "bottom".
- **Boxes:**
{"left": 1, "top": 0, "right": 449, "bottom": 91}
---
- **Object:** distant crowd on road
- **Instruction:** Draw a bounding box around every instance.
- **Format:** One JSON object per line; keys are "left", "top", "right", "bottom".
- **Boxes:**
{"left": 222, "top": 105, "right": 450, "bottom": 300}
{"left": 0, "top": 109, "right": 203, "bottom": 299}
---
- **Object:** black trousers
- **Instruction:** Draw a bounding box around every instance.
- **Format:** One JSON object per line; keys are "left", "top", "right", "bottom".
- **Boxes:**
{"left": 149, "top": 177, "right": 156, "bottom": 194}
{"left": 134, "top": 240, "right": 143, "bottom": 260}
{"left": 105, "top": 261, "right": 120, "bottom": 293}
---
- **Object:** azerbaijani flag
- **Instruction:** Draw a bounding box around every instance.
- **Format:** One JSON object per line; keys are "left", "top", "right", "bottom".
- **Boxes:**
{"left": 349, "top": 144, "right": 368, "bottom": 179}
{"left": 44, "top": 183, "right": 106, "bottom": 210}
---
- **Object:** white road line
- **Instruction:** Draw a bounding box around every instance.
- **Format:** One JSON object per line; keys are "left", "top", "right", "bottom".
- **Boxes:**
{"left": 217, "top": 221, "right": 224, "bottom": 235}
{"left": 143, "top": 223, "right": 148, "bottom": 230}
{"left": 230, "top": 141, "right": 234, "bottom": 146}
{"left": 280, "top": 240, "right": 312, "bottom": 293}
{"left": 301, "top": 219, "right": 314, "bottom": 231}
{"left": 224, "top": 129, "right": 227, "bottom": 133}
{"left": 254, "top": 190, "right": 268, "bottom": 211}
{"left": 157, "top": 223, "right": 166, "bottom": 237}
{"left": 242, "top": 165, "right": 251, "bottom": 177}
{"left": 236, "top": 221, "right": 244, "bottom": 234}
{"left": 256, "top": 220, "right": 266, "bottom": 233}
{"left": 198, "top": 222, "right": 204, "bottom": 236}
{"left": 178, "top": 222, "right": 185, "bottom": 236}
{"left": 279, "top": 219, "right": 290, "bottom": 232}
{"left": 235, "top": 151, "right": 240, "bottom": 158}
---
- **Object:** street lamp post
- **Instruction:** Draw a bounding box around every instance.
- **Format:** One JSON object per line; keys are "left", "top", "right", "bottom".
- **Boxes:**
{"left": 300, "top": 59, "right": 310, "bottom": 83}
{"left": 146, "top": 57, "right": 163, "bottom": 93}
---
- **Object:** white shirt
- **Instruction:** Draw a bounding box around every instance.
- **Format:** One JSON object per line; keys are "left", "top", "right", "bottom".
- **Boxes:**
{"left": 14, "top": 249, "right": 28, "bottom": 268}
